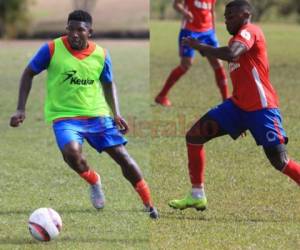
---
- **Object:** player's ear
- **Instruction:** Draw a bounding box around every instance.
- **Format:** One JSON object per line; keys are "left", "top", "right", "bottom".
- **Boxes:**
{"left": 242, "top": 10, "right": 251, "bottom": 20}
{"left": 88, "top": 28, "right": 93, "bottom": 37}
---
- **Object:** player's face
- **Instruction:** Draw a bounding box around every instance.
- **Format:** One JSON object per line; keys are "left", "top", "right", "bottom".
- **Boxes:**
{"left": 66, "top": 21, "right": 92, "bottom": 50}
{"left": 224, "top": 7, "right": 245, "bottom": 35}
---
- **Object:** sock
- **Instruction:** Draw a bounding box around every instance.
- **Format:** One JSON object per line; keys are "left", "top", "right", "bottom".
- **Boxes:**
{"left": 282, "top": 160, "right": 300, "bottom": 185}
{"left": 187, "top": 143, "right": 205, "bottom": 187}
{"left": 79, "top": 169, "right": 100, "bottom": 185}
{"left": 135, "top": 179, "right": 153, "bottom": 207}
{"left": 214, "top": 67, "right": 229, "bottom": 100}
{"left": 158, "top": 66, "right": 187, "bottom": 97}
{"left": 191, "top": 187, "right": 205, "bottom": 199}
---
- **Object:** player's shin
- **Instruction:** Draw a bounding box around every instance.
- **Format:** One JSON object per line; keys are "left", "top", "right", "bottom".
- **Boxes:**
{"left": 282, "top": 160, "right": 300, "bottom": 185}
{"left": 158, "top": 65, "right": 187, "bottom": 97}
{"left": 135, "top": 179, "right": 159, "bottom": 218}
{"left": 79, "top": 169, "right": 100, "bottom": 185}
{"left": 134, "top": 179, "right": 153, "bottom": 207}
{"left": 187, "top": 143, "right": 206, "bottom": 196}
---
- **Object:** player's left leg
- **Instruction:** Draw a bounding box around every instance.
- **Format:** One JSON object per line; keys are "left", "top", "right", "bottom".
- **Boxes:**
{"left": 85, "top": 117, "right": 158, "bottom": 219}
{"left": 249, "top": 108, "right": 300, "bottom": 185}
{"left": 104, "top": 145, "right": 159, "bottom": 219}
{"left": 207, "top": 56, "right": 229, "bottom": 101}
{"left": 264, "top": 144, "right": 300, "bottom": 185}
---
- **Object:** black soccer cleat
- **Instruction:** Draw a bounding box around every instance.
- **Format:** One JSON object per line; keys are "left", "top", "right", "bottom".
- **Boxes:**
{"left": 145, "top": 205, "right": 159, "bottom": 219}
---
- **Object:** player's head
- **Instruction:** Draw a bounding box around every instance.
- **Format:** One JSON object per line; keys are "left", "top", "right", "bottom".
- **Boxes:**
{"left": 224, "top": 0, "right": 253, "bottom": 35}
{"left": 66, "top": 10, "right": 93, "bottom": 50}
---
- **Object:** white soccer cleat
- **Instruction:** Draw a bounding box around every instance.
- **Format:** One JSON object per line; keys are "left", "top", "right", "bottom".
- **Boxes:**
{"left": 90, "top": 182, "right": 105, "bottom": 209}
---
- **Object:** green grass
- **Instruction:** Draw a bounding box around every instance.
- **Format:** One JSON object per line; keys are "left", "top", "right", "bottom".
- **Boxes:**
{"left": 150, "top": 21, "right": 300, "bottom": 249}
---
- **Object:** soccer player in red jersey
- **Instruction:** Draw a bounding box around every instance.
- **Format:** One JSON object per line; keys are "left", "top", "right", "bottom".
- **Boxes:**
{"left": 169, "top": 0, "right": 300, "bottom": 211}
{"left": 155, "top": 0, "right": 229, "bottom": 107}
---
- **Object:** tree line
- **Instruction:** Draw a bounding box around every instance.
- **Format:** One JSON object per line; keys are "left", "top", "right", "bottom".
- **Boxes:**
{"left": 151, "top": 0, "right": 300, "bottom": 22}
{"left": 1, "top": 0, "right": 299, "bottom": 38}
{"left": 0, "top": 0, "right": 98, "bottom": 38}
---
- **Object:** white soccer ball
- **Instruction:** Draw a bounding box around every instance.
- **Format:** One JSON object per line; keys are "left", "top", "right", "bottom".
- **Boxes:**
{"left": 28, "top": 208, "right": 62, "bottom": 241}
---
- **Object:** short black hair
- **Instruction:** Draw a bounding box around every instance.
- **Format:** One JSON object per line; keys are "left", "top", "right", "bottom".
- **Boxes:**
{"left": 226, "top": 0, "right": 253, "bottom": 13}
{"left": 68, "top": 10, "right": 92, "bottom": 24}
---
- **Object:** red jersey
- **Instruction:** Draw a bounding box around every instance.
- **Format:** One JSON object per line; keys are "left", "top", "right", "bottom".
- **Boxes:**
{"left": 228, "top": 23, "right": 279, "bottom": 111}
{"left": 182, "top": 0, "right": 215, "bottom": 32}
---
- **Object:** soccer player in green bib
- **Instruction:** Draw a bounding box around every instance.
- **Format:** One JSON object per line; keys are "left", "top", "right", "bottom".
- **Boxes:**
{"left": 10, "top": 10, "right": 158, "bottom": 219}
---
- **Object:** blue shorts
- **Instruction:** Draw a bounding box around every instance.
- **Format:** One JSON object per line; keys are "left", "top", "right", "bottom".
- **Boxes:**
{"left": 179, "top": 28, "right": 219, "bottom": 58}
{"left": 207, "top": 99, "right": 288, "bottom": 147}
{"left": 52, "top": 117, "right": 127, "bottom": 152}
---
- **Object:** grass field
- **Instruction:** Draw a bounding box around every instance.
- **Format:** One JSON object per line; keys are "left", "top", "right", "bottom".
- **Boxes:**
{"left": 150, "top": 21, "right": 300, "bottom": 249}
{"left": 1, "top": 21, "right": 300, "bottom": 250}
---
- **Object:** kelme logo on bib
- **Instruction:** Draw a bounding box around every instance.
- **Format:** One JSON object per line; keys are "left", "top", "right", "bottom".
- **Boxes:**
{"left": 62, "top": 70, "right": 95, "bottom": 85}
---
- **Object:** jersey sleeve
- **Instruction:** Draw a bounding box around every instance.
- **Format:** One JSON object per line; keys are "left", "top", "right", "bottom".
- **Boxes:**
{"left": 231, "top": 27, "right": 256, "bottom": 50}
{"left": 28, "top": 43, "right": 52, "bottom": 74}
{"left": 100, "top": 49, "right": 114, "bottom": 84}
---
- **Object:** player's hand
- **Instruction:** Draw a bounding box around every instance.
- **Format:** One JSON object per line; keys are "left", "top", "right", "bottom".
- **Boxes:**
{"left": 182, "top": 37, "right": 206, "bottom": 56}
{"left": 10, "top": 110, "right": 26, "bottom": 127}
{"left": 114, "top": 115, "right": 129, "bottom": 134}
{"left": 182, "top": 37, "right": 199, "bottom": 49}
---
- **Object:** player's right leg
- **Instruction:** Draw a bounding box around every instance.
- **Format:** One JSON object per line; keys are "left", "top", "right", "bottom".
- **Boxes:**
{"left": 155, "top": 29, "right": 194, "bottom": 107}
{"left": 169, "top": 114, "right": 227, "bottom": 211}
{"left": 52, "top": 119, "right": 105, "bottom": 209}
{"left": 169, "top": 100, "right": 244, "bottom": 211}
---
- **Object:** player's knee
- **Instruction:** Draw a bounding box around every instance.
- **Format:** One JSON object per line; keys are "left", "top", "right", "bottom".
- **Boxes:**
{"left": 181, "top": 60, "right": 192, "bottom": 70}
{"left": 264, "top": 145, "right": 288, "bottom": 171}
{"left": 63, "top": 146, "right": 85, "bottom": 167}
{"left": 185, "top": 131, "right": 205, "bottom": 145}
{"left": 186, "top": 118, "right": 219, "bottom": 144}
{"left": 268, "top": 157, "right": 288, "bottom": 171}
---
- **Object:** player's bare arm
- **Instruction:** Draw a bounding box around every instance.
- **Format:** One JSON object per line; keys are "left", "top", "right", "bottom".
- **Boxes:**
{"left": 10, "top": 66, "right": 37, "bottom": 127}
{"left": 101, "top": 82, "right": 129, "bottom": 134}
{"left": 173, "top": 0, "right": 193, "bottom": 22}
{"left": 182, "top": 37, "right": 247, "bottom": 62}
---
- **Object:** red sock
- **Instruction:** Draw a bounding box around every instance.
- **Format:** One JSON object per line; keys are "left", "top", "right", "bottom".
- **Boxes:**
{"left": 214, "top": 67, "right": 229, "bottom": 100}
{"left": 187, "top": 143, "right": 205, "bottom": 187}
{"left": 282, "top": 160, "right": 300, "bottom": 185}
{"left": 79, "top": 169, "right": 100, "bottom": 185}
{"left": 158, "top": 66, "right": 187, "bottom": 97}
{"left": 135, "top": 179, "right": 153, "bottom": 207}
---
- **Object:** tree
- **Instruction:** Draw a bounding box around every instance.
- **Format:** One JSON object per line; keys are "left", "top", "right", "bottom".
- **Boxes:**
{"left": 150, "top": 0, "right": 171, "bottom": 20}
{"left": 72, "top": 0, "right": 97, "bottom": 12}
{"left": 0, "top": 0, "right": 31, "bottom": 38}
{"left": 246, "top": 0, "right": 278, "bottom": 21}
{"left": 278, "top": 0, "right": 300, "bottom": 21}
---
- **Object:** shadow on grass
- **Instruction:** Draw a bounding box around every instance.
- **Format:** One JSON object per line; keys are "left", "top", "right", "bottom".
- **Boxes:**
{"left": 0, "top": 207, "right": 145, "bottom": 216}
{"left": 0, "top": 236, "right": 149, "bottom": 246}
{"left": 160, "top": 210, "right": 300, "bottom": 223}
{"left": 0, "top": 208, "right": 95, "bottom": 216}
